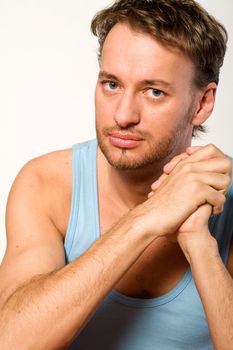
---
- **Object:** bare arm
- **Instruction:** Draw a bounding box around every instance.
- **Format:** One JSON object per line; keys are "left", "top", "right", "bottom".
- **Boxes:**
{"left": 0, "top": 215, "right": 154, "bottom": 349}
{"left": 0, "top": 157, "right": 155, "bottom": 349}
{"left": 176, "top": 205, "right": 233, "bottom": 350}
{"left": 0, "top": 145, "right": 229, "bottom": 350}
{"left": 153, "top": 146, "right": 233, "bottom": 349}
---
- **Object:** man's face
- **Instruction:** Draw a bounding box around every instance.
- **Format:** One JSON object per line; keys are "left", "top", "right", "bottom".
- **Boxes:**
{"left": 95, "top": 23, "right": 199, "bottom": 170}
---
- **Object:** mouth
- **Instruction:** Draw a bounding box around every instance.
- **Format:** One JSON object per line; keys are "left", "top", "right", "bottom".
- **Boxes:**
{"left": 108, "top": 132, "right": 144, "bottom": 149}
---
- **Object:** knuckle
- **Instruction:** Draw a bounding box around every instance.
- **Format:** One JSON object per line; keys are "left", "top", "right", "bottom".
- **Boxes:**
{"left": 225, "top": 157, "right": 233, "bottom": 173}
{"left": 220, "top": 174, "right": 231, "bottom": 189}
{"left": 216, "top": 192, "right": 226, "bottom": 206}
{"left": 151, "top": 183, "right": 158, "bottom": 190}
{"left": 213, "top": 204, "right": 224, "bottom": 216}
{"left": 181, "top": 162, "right": 192, "bottom": 173}
{"left": 206, "top": 143, "right": 219, "bottom": 154}
{"left": 225, "top": 174, "right": 232, "bottom": 187}
{"left": 212, "top": 206, "right": 220, "bottom": 216}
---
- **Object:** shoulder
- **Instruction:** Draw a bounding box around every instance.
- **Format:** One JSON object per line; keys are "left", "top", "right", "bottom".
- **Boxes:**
{"left": 8, "top": 147, "right": 73, "bottom": 236}
{"left": 11, "top": 147, "right": 72, "bottom": 199}
{"left": 26, "top": 147, "right": 72, "bottom": 181}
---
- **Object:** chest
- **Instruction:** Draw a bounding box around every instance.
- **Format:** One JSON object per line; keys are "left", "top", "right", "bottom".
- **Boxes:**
{"left": 71, "top": 277, "right": 212, "bottom": 350}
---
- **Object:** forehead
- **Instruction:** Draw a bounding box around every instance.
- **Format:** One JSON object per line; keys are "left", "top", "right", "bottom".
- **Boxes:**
{"left": 101, "top": 22, "right": 195, "bottom": 85}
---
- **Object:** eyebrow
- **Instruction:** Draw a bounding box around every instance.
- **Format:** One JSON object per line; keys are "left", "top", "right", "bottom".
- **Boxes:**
{"left": 142, "top": 79, "right": 173, "bottom": 88}
{"left": 98, "top": 70, "right": 174, "bottom": 89}
{"left": 98, "top": 71, "right": 118, "bottom": 81}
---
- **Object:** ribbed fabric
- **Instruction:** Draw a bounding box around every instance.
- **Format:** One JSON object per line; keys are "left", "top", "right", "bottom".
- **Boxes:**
{"left": 64, "top": 140, "right": 233, "bottom": 350}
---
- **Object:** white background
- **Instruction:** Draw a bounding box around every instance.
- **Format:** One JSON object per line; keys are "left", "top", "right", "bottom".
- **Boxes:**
{"left": 0, "top": 0, "right": 232, "bottom": 262}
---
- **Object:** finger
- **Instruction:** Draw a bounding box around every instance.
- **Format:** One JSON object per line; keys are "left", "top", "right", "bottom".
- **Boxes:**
{"left": 184, "top": 144, "right": 224, "bottom": 163}
{"left": 164, "top": 144, "right": 228, "bottom": 177}
{"left": 179, "top": 158, "right": 232, "bottom": 179}
{"left": 188, "top": 172, "right": 231, "bottom": 193}
{"left": 191, "top": 203, "right": 212, "bottom": 226}
{"left": 185, "top": 145, "right": 203, "bottom": 155}
{"left": 163, "top": 146, "right": 204, "bottom": 174}
{"left": 151, "top": 173, "right": 168, "bottom": 191}
{"left": 212, "top": 204, "right": 224, "bottom": 216}
{"left": 163, "top": 152, "right": 189, "bottom": 174}
{"left": 148, "top": 191, "right": 154, "bottom": 198}
{"left": 170, "top": 144, "right": 225, "bottom": 176}
{"left": 199, "top": 186, "right": 226, "bottom": 212}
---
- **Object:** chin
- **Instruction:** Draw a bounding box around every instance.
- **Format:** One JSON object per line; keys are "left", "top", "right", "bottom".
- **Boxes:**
{"left": 99, "top": 140, "right": 170, "bottom": 171}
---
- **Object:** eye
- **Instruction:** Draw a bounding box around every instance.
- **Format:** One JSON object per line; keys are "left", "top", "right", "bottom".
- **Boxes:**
{"left": 147, "top": 88, "right": 163, "bottom": 98}
{"left": 102, "top": 81, "right": 119, "bottom": 91}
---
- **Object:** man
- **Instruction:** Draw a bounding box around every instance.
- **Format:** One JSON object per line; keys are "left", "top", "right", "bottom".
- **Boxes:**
{"left": 0, "top": 0, "right": 232, "bottom": 349}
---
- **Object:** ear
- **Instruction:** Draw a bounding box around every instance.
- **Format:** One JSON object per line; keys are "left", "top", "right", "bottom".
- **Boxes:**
{"left": 192, "top": 82, "right": 217, "bottom": 126}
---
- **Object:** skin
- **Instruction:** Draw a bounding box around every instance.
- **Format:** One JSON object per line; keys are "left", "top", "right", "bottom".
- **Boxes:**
{"left": 0, "top": 22, "right": 232, "bottom": 350}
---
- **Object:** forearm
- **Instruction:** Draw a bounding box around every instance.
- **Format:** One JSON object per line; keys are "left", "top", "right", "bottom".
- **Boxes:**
{"left": 0, "top": 213, "right": 153, "bottom": 350}
{"left": 187, "top": 234, "right": 233, "bottom": 350}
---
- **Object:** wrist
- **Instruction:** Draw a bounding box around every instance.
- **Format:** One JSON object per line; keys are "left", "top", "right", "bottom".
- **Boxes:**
{"left": 127, "top": 201, "right": 156, "bottom": 237}
{"left": 178, "top": 230, "right": 218, "bottom": 264}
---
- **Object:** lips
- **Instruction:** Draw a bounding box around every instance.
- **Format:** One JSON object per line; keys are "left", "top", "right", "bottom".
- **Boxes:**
{"left": 109, "top": 132, "right": 143, "bottom": 149}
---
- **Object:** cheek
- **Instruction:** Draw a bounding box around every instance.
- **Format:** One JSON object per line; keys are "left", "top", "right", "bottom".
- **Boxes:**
{"left": 95, "top": 93, "right": 113, "bottom": 129}
{"left": 140, "top": 105, "right": 189, "bottom": 141}
{"left": 95, "top": 87, "right": 109, "bottom": 112}
{"left": 144, "top": 98, "right": 190, "bottom": 125}
{"left": 95, "top": 89, "right": 106, "bottom": 120}
{"left": 95, "top": 89, "right": 119, "bottom": 124}
{"left": 139, "top": 102, "right": 175, "bottom": 129}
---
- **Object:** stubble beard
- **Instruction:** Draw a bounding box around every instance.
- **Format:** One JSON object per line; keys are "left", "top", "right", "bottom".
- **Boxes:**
{"left": 96, "top": 124, "right": 186, "bottom": 171}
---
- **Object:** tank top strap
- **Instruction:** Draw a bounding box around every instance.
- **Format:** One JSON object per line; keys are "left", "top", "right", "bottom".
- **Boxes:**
{"left": 64, "top": 139, "right": 100, "bottom": 263}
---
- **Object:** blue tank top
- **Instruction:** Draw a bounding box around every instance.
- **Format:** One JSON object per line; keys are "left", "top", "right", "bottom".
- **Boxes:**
{"left": 64, "top": 139, "right": 233, "bottom": 350}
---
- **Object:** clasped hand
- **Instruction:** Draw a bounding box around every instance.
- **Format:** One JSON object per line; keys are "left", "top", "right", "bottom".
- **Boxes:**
{"left": 144, "top": 144, "right": 232, "bottom": 257}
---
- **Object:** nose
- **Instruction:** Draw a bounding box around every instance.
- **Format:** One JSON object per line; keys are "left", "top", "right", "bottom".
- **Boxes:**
{"left": 114, "top": 92, "right": 140, "bottom": 128}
